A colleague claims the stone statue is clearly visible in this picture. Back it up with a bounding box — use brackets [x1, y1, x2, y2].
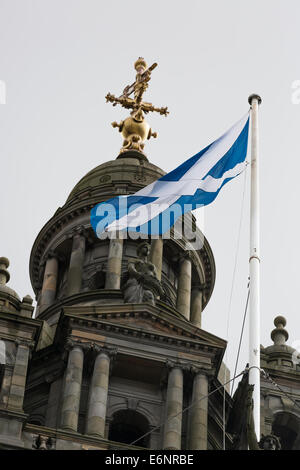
[258, 434, 281, 450]
[123, 242, 164, 306]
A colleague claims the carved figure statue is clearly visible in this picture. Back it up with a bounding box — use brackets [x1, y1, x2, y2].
[123, 242, 164, 305]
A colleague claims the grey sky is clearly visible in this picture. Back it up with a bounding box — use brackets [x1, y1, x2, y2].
[1, 0, 300, 384]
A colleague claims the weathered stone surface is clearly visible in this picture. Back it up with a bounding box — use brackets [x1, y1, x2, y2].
[176, 257, 192, 320]
[163, 367, 183, 450]
[191, 288, 202, 328]
[67, 233, 86, 296]
[105, 238, 123, 290]
[150, 239, 163, 281]
[86, 352, 110, 437]
[60, 346, 84, 431]
[189, 372, 208, 450]
[39, 257, 58, 313]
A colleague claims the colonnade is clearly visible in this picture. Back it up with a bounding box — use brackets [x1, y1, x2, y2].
[59, 343, 210, 449]
[60, 340, 116, 438]
[38, 235, 204, 326]
[163, 362, 209, 450]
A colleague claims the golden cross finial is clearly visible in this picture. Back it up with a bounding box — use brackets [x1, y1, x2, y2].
[106, 58, 169, 155]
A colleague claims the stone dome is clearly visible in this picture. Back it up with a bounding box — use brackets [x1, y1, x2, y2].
[65, 150, 165, 208]
[30, 150, 216, 326]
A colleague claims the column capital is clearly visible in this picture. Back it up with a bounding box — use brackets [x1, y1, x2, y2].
[64, 338, 88, 352]
[98, 346, 118, 358]
[190, 365, 215, 378]
[67, 225, 91, 240]
[165, 359, 190, 373]
[178, 252, 192, 264]
[15, 338, 35, 350]
[41, 250, 64, 267]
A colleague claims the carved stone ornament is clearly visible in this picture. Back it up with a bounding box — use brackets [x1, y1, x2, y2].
[106, 58, 168, 155]
[123, 242, 164, 306]
[33, 435, 54, 450]
[258, 434, 281, 450]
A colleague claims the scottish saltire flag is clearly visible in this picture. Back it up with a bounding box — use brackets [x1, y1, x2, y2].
[91, 112, 249, 237]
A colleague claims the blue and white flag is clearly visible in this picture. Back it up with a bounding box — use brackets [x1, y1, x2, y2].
[91, 112, 249, 237]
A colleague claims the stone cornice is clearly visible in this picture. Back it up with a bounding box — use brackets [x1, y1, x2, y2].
[23, 423, 144, 450]
[61, 311, 224, 372]
[261, 368, 300, 387]
[61, 303, 226, 349]
[0, 312, 43, 346]
[0, 408, 28, 421]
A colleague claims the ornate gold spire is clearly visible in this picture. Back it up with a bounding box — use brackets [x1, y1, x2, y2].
[105, 57, 169, 155]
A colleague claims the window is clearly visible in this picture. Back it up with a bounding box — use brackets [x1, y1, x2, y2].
[272, 412, 300, 450]
[108, 410, 150, 448]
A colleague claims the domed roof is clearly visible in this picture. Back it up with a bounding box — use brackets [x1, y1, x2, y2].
[66, 150, 165, 206]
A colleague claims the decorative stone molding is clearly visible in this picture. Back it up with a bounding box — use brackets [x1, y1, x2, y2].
[67, 225, 93, 243]
[189, 365, 214, 377]
[165, 359, 190, 373]
[126, 398, 140, 411]
[61, 311, 223, 368]
[40, 251, 57, 267]
[33, 434, 54, 450]
[14, 338, 35, 350]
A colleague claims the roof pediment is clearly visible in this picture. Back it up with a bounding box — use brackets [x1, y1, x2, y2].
[61, 303, 226, 352]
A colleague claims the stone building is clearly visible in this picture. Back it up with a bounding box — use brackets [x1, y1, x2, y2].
[0, 148, 228, 450]
[0, 59, 299, 450]
[0, 146, 299, 450]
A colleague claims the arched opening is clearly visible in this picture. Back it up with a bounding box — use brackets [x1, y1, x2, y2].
[272, 412, 300, 449]
[108, 410, 150, 448]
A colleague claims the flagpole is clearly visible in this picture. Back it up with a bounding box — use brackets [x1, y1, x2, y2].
[248, 93, 262, 440]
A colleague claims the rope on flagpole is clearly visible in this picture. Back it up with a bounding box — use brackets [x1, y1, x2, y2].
[222, 163, 249, 449]
[230, 281, 250, 395]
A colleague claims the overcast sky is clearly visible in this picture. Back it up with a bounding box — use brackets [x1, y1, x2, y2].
[1, 0, 300, 387]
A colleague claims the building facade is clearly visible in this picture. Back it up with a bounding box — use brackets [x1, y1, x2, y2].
[0, 147, 299, 450]
[1, 55, 300, 448]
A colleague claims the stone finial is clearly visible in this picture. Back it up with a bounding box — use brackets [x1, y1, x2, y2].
[271, 316, 289, 345]
[0, 257, 10, 285]
[22, 295, 33, 305]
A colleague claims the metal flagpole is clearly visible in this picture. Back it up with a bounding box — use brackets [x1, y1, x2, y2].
[248, 94, 262, 440]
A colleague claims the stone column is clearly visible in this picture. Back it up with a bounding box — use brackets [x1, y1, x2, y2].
[150, 238, 163, 281]
[60, 341, 84, 432]
[191, 287, 203, 328]
[189, 369, 209, 450]
[163, 364, 184, 450]
[85, 348, 115, 437]
[39, 253, 58, 313]
[176, 255, 192, 320]
[7, 340, 33, 410]
[67, 231, 86, 296]
[105, 237, 123, 289]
